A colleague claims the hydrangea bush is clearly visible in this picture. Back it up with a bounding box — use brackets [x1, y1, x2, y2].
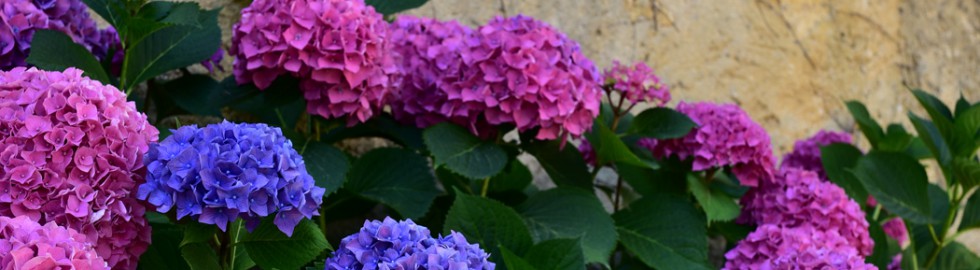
[6, 0, 980, 269]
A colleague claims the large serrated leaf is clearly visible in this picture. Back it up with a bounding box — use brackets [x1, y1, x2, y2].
[444, 192, 534, 262]
[586, 120, 646, 167]
[365, 0, 428, 16]
[241, 218, 331, 270]
[846, 101, 886, 145]
[302, 141, 349, 195]
[614, 195, 712, 270]
[26, 30, 111, 85]
[138, 223, 191, 270]
[346, 148, 439, 218]
[121, 8, 220, 91]
[524, 140, 593, 190]
[910, 112, 953, 165]
[953, 158, 980, 190]
[931, 242, 980, 270]
[687, 174, 740, 222]
[180, 243, 220, 270]
[82, 0, 129, 29]
[423, 123, 507, 179]
[525, 239, 585, 270]
[819, 143, 869, 202]
[850, 152, 934, 224]
[517, 188, 617, 264]
[959, 190, 980, 232]
[911, 89, 955, 140]
[628, 107, 697, 139]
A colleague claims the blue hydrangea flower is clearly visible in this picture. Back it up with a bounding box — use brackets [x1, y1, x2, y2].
[137, 121, 325, 236]
[325, 217, 494, 270]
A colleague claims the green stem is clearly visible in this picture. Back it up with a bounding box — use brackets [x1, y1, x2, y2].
[924, 185, 964, 268]
[274, 108, 287, 128]
[480, 177, 491, 197]
[613, 176, 623, 212]
[589, 165, 601, 182]
[871, 204, 883, 221]
[906, 220, 921, 270]
[227, 220, 242, 270]
[318, 213, 327, 236]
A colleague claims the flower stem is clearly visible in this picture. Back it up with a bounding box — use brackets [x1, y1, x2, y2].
[480, 177, 491, 197]
[227, 220, 242, 270]
[871, 204, 882, 220]
[613, 176, 623, 212]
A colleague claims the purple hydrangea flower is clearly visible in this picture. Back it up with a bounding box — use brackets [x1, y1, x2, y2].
[230, 0, 395, 124]
[325, 217, 494, 270]
[723, 224, 877, 270]
[740, 168, 873, 256]
[578, 140, 596, 166]
[638, 102, 775, 187]
[138, 121, 325, 236]
[603, 61, 670, 106]
[450, 15, 602, 141]
[201, 48, 225, 73]
[781, 130, 852, 180]
[888, 254, 902, 270]
[0, 0, 113, 69]
[882, 218, 907, 245]
[0, 216, 109, 270]
[0, 67, 157, 270]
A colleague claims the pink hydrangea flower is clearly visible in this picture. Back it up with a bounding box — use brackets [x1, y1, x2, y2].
[450, 15, 602, 140]
[603, 61, 670, 106]
[638, 102, 775, 186]
[0, 67, 158, 269]
[888, 254, 902, 270]
[740, 168, 873, 256]
[0, 216, 109, 270]
[0, 0, 114, 69]
[781, 130, 852, 180]
[723, 224, 878, 270]
[882, 218, 907, 245]
[388, 15, 479, 129]
[230, 0, 394, 124]
[578, 140, 596, 166]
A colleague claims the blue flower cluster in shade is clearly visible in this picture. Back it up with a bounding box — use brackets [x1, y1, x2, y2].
[326, 218, 494, 270]
[137, 121, 324, 236]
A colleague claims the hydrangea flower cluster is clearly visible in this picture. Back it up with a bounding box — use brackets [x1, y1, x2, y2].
[138, 121, 325, 236]
[0, 216, 109, 270]
[723, 224, 877, 270]
[740, 168, 873, 256]
[638, 102, 775, 186]
[325, 217, 494, 270]
[231, 0, 394, 124]
[388, 15, 477, 129]
[603, 61, 670, 106]
[0, 0, 116, 69]
[882, 218, 907, 245]
[451, 15, 602, 140]
[781, 130, 852, 180]
[0, 67, 156, 269]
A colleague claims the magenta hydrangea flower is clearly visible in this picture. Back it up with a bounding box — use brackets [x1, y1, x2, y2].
[603, 61, 670, 106]
[882, 218, 907, 245]
[0, 0, 112, 69]
[448, 15, 602, 140]
[578, 140, 597, 166]
[723, 224, 877, 270]
[888, 254, 902, 270]
[388, 15, 478, 129]
[740, 168, 873, 256]
[638, 102, 775, 186]
[781, 130, 852, 180]
[230, 0, 394, 124]
[138, 121, 325, 236]
[0, 67, 157, 269]
[0, 216, 109, 270]
[325, 217, 494, 270]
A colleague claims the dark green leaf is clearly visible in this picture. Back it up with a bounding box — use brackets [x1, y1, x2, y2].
[687, 174, 740, 222]
[912, 89, 955, 122]
[959, 189, 980, 232]
[302, 141, 349, 195]
[241, 218, 331, 270]
[629, 107, 697, 139]
[500, 246, 536, 270]
[617, 161, 686, 197]
[444, 192, 534, 261]
[614, 195, 712, 270]
[952, 104, 980, 157]
[136, 2, 201, 26]
[489, 158, 533, 192]
[138, 223, 191, 270]
[158, 74, 224, 117]
[180, 223, 216, 247]
[819, 143, 869, 201]
[866, 216, 899, 269]
[586, 120, 645, 167]
[82, 0, 129, 29]
[180, 243, 220, 270]
[364, 0, 428, 16]
[931, 242, 980, 270]
[846, 101, 885, 145]
[879, 124, 916, 152]
[953, 158, 980, 190]
[927, 184, 950, 228]
[525, 239, 585, 270]
[524, 140, 592, 190]
[850, 152, 933, 224]
[517, 188, 617, 264]
[910, 113, 953, 166]
[346, 148, 439, 218]
[26, 30, 111, 85]
[122, 8, 220, 90]
[424, 123, 507, 179]
[955, 94, 972, 118]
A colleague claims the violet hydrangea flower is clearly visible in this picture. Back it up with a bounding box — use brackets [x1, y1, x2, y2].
[450, 15, 602, 140]
[603, 61, 670, 106]
[740, 168, 873, 256]
[882, 218, 907, 245]
[138, 121, 325, 236]
[0, 216, 109, 270]
[0, 67, 157, 270]
[723, 224, 877, 270]
[0, 0, 112, 69]
[230, 0, 394, 124]
[324, 217, 494, 270]
[638, 102, 775, 186]
[781, 130, 852, 180]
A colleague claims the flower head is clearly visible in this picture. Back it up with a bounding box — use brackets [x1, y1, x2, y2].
[882, 218, 907, 245]
[781, 130, 852, 180]
[201, 48, 225, 73]
[578, 140, 596, 166]
[604, 61, 670, 106]
[230, 0, 394, 124]
[740, 168, 873, 256]
[139, 121, 325, 236]
[723, 224, 877, 270]
[325, 217, 494, 270]
[638, 102, 775, 186]
[450, 15, 602, 140]
[0, 0, 113, 69]
[0, 67, 156, 269]
[0, 216, 109, 270]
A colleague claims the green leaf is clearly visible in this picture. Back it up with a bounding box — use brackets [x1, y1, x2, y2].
[955, 94, 972, 118]
[911, 89, 955, 123]
[850, 152, 933, 224]
[180, 243, 220, 270]
[136, 2, 201, 26]
[819, 143, 869, 201]
[138, 223, 191, 270]
[26, 30, 111, 85]
[930, 242, 980, 270]
[122, 8, 221, 91]
[444, 192, 534, 261]
[951, 104, 980, 157]
[157, 74, 224, 117]
[500, 246, 537, 270]
[866, 218, 892, 269]
[525, 238, 585, 270]
[953, 158, 980, 190]
[180, 223, 216, 247]
[879, 124, 917, 152]
[516, 188, 617, 264]
[629, 107, 697, 139]
[524, 140, 592, 190]
[687, 174, 740, 222]
[241, 218, 331, 270]
[910, 112, 953, 165]
[488, 158, 532, 192]
[613, 195, 712, 270]
[959, 189, 980, 232]
[927, 184, 950, 228]
[346, 148, 439, 218]
[586, 120, 645, 167]
[82, 0, 129, 29]
[846, 101, 886, 145]
[424, 123, 507, 179]
[364, 0, 428, 16]
[302, 141, 349, 195]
